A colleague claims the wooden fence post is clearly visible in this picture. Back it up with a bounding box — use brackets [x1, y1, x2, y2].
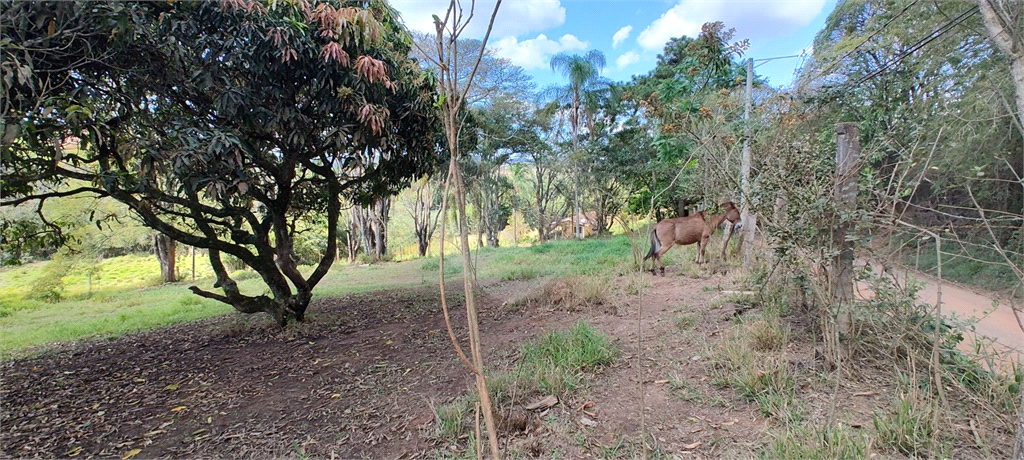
[833, 123, 860, 332]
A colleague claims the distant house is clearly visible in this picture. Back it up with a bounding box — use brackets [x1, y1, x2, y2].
[551, 211, 598, 239]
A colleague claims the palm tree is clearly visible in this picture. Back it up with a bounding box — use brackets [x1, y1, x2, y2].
[550, 50, 607, 238]
[549, 50, 607, 149]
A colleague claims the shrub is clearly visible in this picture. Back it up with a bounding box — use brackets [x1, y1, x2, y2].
[27, 254, 75, 303]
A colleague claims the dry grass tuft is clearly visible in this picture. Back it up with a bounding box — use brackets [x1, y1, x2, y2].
[523, 275, 611, 312]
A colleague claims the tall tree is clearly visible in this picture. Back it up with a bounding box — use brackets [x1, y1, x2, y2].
[1, 0, 441, 325]
[403, 175, 444, 257]
[581, 83, 653, 233]
[550, 50, 607, 238]
[466, 97, 524, 247]
[510, 101, 567, 243]
[626, 22, 749, 217]
[549, 50, 608, 149]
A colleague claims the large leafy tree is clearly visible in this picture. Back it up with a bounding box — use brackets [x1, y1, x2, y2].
[626, 22, 750, 217]
[1, 0, 440, 325]
[466, 97, 522, 247]
[581, 83, 655, 233]
[510, 101, 567, 243]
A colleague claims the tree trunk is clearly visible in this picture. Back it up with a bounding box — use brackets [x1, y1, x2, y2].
[411, 179, 435, 258]
[486, 226, 499, 247]
[371, 196, 390, 259]
[417, 235, 429, 257]
[153, 233, 176, 283]
[351, 198, 390, 260]
[978, 0, 1024, 124]
[346, 225, 358, 262]
[351, 206, 372, 257]
[536, 194, 547, 243]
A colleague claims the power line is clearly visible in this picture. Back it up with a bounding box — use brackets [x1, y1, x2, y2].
[855, 5, 978, 85]
[814, 0, 922, 79]
[749, 2, 923, 85]
[753, 54, 802, 69]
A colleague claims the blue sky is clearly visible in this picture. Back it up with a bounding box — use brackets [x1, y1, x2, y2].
[391, 0, 838, 90]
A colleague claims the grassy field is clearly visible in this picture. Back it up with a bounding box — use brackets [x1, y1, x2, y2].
[0, 235, 657, 358]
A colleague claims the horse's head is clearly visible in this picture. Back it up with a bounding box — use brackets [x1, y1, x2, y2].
[720, 201, 741, 224]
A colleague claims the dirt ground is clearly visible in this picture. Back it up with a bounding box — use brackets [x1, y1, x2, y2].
[1, 264, 1015, 459]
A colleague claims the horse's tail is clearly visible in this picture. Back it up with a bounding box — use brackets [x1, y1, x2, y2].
[643, 228, 661, 261]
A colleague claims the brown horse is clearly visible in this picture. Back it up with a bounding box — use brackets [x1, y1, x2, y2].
[643, 201, 741, 276]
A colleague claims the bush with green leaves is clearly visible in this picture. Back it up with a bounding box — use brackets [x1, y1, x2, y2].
[26, 253, 76, 303]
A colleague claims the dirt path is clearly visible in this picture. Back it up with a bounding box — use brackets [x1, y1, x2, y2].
[910, 275, 1023, 358]
[856, 262, 1023, 366]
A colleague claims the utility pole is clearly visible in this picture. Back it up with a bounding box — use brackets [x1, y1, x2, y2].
[741, 57, 755, 264]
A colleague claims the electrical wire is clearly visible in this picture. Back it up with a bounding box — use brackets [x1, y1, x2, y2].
[855, 5, 979, 85]
[813, 0, 922, 79]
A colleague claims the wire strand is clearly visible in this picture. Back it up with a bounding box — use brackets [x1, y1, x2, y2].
[855, 6, 979, 85]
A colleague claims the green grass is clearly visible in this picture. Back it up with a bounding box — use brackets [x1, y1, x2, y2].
[430, 396, 474, 444]
[485, 236, 633, 279]
[1, 236, 635, 358]
[762, 424, 870, 459]
[430, 323, 616, 454]
[517, 321, 619, 395]
[1, 252, 242, 356]
[707, 315, 802, 424]
[873, 393, 936, 457]
[0, 252, 440, 356]
[674, 312, 698, 330]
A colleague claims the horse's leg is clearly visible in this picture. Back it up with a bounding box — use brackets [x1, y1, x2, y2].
[697, 235, 710, 264]
[720, 224, 734, 260]
[655, 243, 673, 276]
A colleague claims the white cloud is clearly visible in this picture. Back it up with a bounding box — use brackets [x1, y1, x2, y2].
[612, 25, 633, 49]
[637, 8, 701, 52]
[492, 34, 589, 70]
[615, 50, 640, 69]
[390, 0, 565, 39]
[637, 0, 827, 52]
